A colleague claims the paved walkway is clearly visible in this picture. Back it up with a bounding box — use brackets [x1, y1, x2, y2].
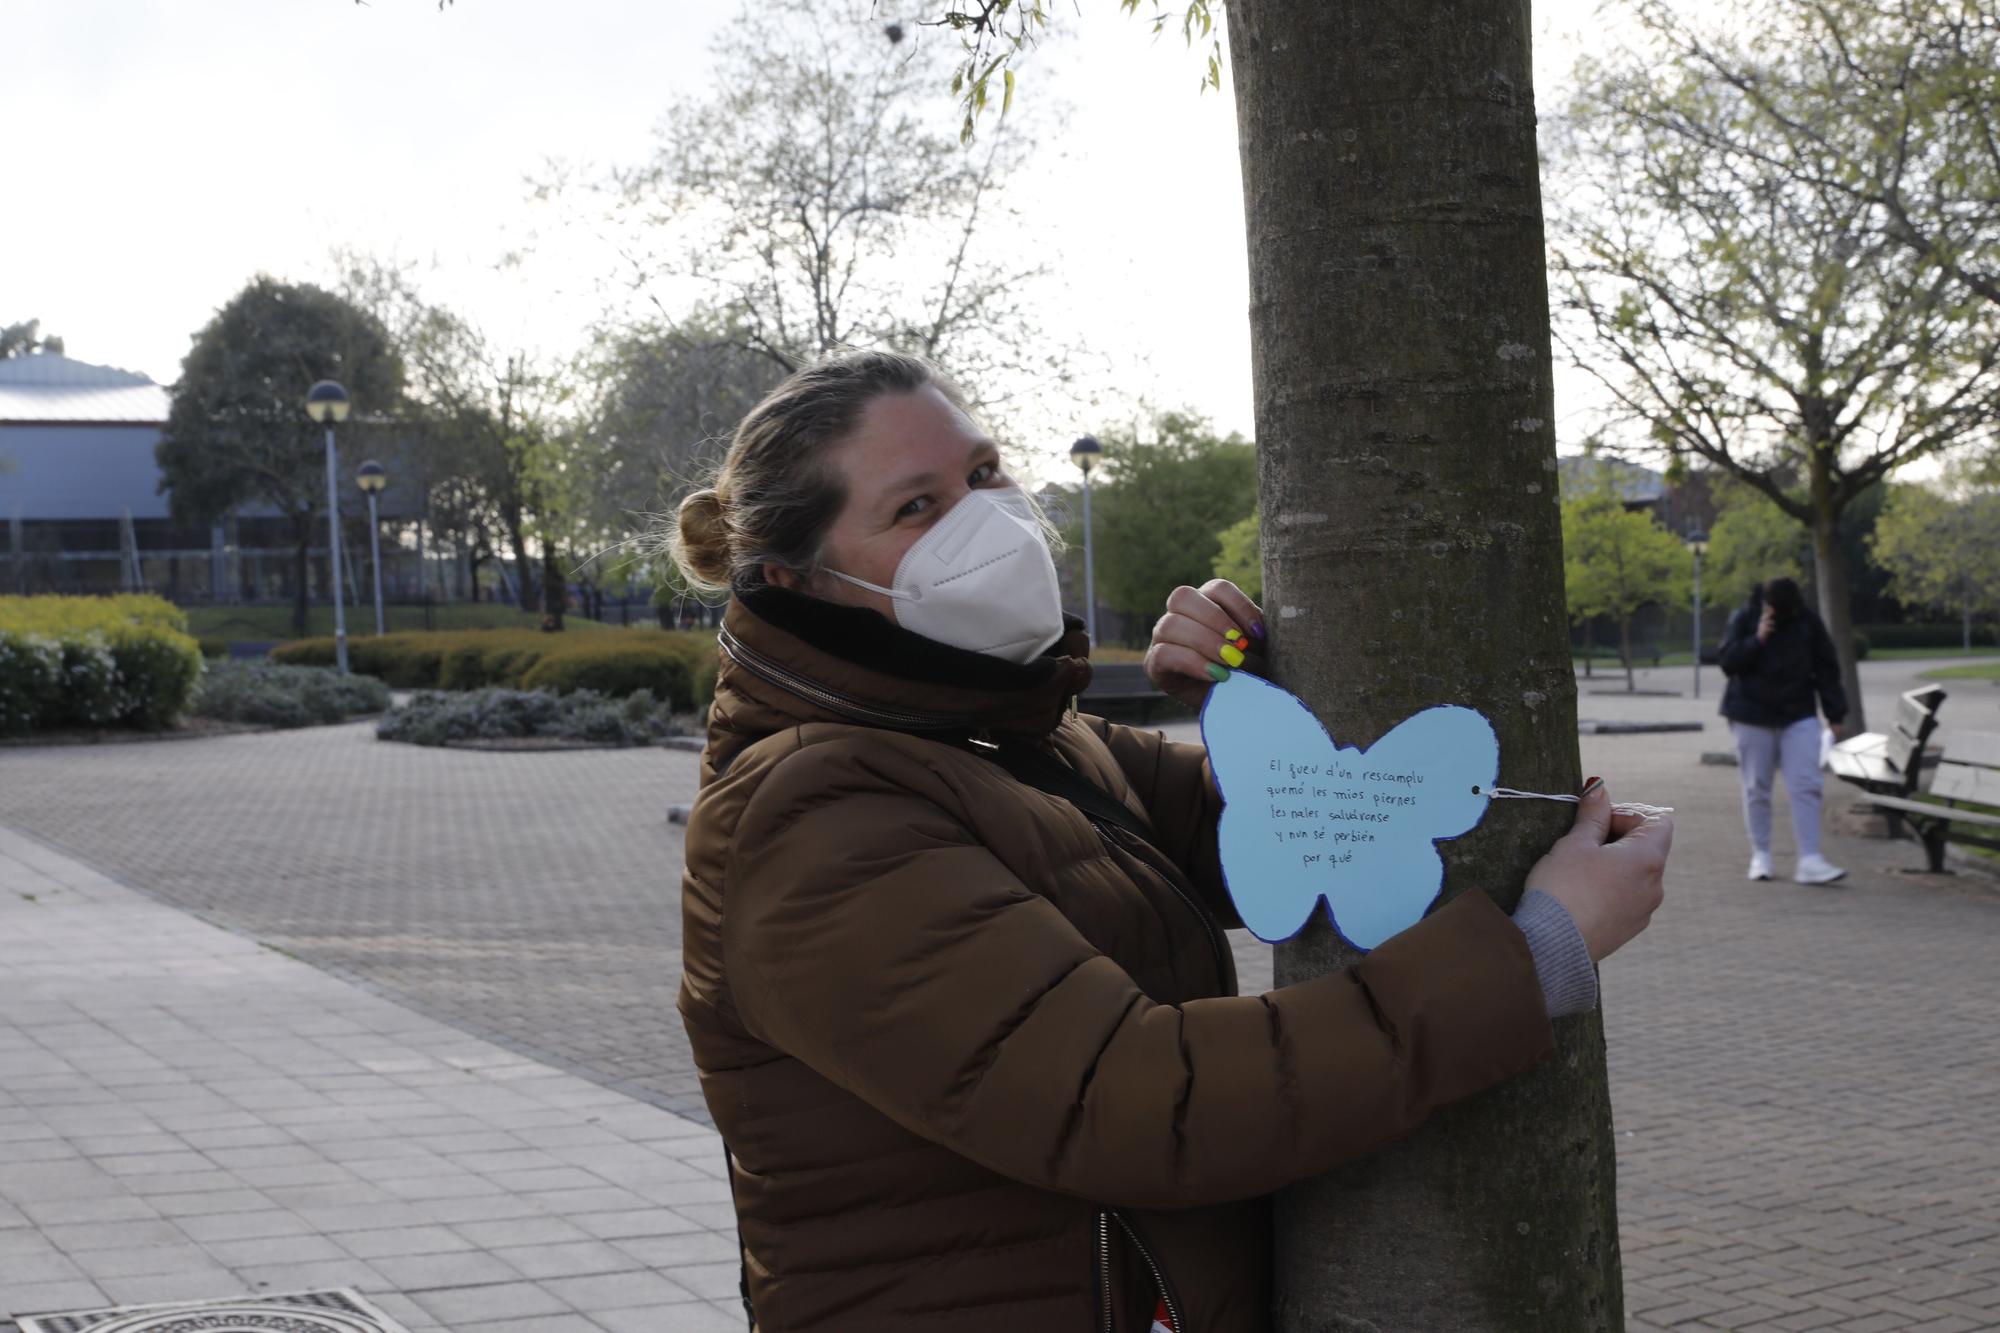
[0, 827, 742, 1332]
[2, 655, 1997, 1329]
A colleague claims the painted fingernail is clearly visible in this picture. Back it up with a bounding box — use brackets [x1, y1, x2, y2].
[1206, 662, 1230, 682]
[1250, 621, 1265, 639]
[1225, 627, 1241, 640]
[1581, 775, 1605, 795]
[1219, 642, 1246, 668]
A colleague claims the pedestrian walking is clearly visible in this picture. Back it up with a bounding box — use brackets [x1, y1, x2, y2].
[663, 349, 1672, 1331]
[1717, 577, 1849, 884]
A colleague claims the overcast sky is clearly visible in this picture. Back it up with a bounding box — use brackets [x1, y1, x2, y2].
[5, 0, 1613, 469]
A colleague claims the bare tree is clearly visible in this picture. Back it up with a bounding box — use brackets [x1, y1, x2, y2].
[599, 0, 1064, 432]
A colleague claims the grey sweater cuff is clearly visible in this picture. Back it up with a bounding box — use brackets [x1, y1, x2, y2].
[1512, 890, 1599, 1018]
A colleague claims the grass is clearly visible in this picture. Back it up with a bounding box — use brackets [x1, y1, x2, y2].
[1922, 661, 2000, 682]
[183, 603, 623, 645]
[1575, 645, 2000, 671]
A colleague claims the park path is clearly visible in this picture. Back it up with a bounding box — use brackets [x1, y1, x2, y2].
[2, 655, 1997, 1329]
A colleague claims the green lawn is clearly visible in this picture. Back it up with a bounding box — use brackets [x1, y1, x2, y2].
[184, 603, 625, 645]
[1922, 660, 2000, 682]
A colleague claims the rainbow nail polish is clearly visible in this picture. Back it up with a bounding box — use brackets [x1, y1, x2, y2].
[1206, 662, 1230, 682]
[1220, 642, 1246, 669]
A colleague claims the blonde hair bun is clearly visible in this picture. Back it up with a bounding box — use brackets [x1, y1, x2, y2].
[671, 487, 734, 595]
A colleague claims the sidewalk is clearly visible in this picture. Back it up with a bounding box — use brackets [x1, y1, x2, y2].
[0, 826, 742, 1333]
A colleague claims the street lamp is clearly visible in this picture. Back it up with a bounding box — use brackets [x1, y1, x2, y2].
[1069, 435, 1103, 645]
[304, 380, 351, 674]
[1686, 525, 1710, 699]
[356, 459, 387, 637]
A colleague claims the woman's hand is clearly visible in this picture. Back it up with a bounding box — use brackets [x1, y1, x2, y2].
[1757, 605, 1777, 641]
[1144, 580, 1267, 708]
[1523, 781, 1671, 963]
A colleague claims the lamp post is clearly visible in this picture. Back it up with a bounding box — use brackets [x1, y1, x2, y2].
[305, 380, 351, 674]
[1686, 525, 1709, 699]
[356, 460, 388, 637]
[1069, 435, 1103, 645]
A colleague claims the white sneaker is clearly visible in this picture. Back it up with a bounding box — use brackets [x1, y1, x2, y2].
[1794, 854, 1847, 885]
[1748, 851, 1773, 881]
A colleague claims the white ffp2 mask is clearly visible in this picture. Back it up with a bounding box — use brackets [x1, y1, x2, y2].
[827, 488, 1067, 664]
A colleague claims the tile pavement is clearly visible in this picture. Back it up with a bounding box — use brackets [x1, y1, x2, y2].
[0, 826, 746, 1332]
[2, 656, 1998, 1329]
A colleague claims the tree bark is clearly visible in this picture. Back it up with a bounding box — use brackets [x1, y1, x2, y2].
[540, 538, 566, 631]
[1619, 616, 1635, 693]
[1228, 2, 1623, 1328]
[1807, 453, 1866, 731]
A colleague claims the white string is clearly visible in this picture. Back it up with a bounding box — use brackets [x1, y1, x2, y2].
[1480, 786, 1674, 818]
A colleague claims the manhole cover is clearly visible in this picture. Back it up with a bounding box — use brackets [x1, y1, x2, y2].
[14, 1289, 409, 1333]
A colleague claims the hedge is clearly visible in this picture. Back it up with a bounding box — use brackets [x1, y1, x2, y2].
[1855, 622, 1997, 651]
[273, 628, 720, 711]
[0, 594, 205, 735]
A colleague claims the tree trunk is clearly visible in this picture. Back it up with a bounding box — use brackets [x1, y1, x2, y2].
[1620, 616, 1635, 693]
[1963, 594, 1972, 653]
[541, 538, 565, 631]
[502, 504, 536, 613]
[1229, 2, 1623, 1328]
[1807, 474, 1866, 731]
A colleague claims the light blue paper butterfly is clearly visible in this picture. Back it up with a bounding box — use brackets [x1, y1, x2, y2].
[1199, 670, 1498, 949]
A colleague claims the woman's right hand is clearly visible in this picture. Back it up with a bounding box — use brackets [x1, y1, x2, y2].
[1524, 781, 1671, 962]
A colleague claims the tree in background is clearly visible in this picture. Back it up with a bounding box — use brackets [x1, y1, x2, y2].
[1211, 509, 1261, 602]
[1548, 3, 2000, 730]
[1562, 490, 1692, 691]
[341, 258, 572, 615]
[157, 278, 403, 636]
[1084, 412, 1254, 639]
[0, 320, 63, 358]
[1618, 0, 2000, 323]
[1871, 473, 2000, 651]
[1703, 486, 1812, 611]
[597, 0, 1065, 439]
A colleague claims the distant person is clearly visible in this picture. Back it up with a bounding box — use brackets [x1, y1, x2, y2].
[1718, 577, 1849, 884]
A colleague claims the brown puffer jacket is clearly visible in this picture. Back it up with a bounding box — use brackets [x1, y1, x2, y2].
[680, 588, 1556, 1332]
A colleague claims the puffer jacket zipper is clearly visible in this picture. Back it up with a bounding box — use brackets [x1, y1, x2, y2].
[1096, 1208, 1187, 1332]
[718, 627, 973, 731]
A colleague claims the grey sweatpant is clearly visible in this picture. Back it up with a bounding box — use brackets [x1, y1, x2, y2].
[1731, 716, 1824, 858]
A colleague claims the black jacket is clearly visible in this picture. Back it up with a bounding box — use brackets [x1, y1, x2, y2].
[1717, 598, 1848, 728]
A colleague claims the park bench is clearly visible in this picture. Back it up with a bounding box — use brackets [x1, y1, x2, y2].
[1826, 684, 1947, 829]
[1854, 729, 2000, 873]
[1079, 660, 1172, 722]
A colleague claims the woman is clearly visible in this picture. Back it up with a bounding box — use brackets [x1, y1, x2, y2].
[670, 350, 1669, 1332]
[1717, 577, 1849, 885]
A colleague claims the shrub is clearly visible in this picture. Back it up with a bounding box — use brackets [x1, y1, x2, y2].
[520, 644, 694, 709]
[0, 596, 204, 733]
[376, 686, 681, 748]
[1852, 630, 1871, 662]
[0, 632, 63, 736]
[198, 637, 229, 659]
[277, 628, 717, 706]
[193, 661, 391, 729]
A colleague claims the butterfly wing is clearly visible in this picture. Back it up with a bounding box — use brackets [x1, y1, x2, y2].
[1324, 706, 1498, 949]
[1199, 671, 1341, 943]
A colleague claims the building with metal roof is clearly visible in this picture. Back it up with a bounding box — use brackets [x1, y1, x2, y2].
[1, 353, 421, 604]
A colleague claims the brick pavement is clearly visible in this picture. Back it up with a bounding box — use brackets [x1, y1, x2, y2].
[0, 826, 744, 1333]
[2, 658, 1998, 1329]
[0, 726, 709, 1121]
